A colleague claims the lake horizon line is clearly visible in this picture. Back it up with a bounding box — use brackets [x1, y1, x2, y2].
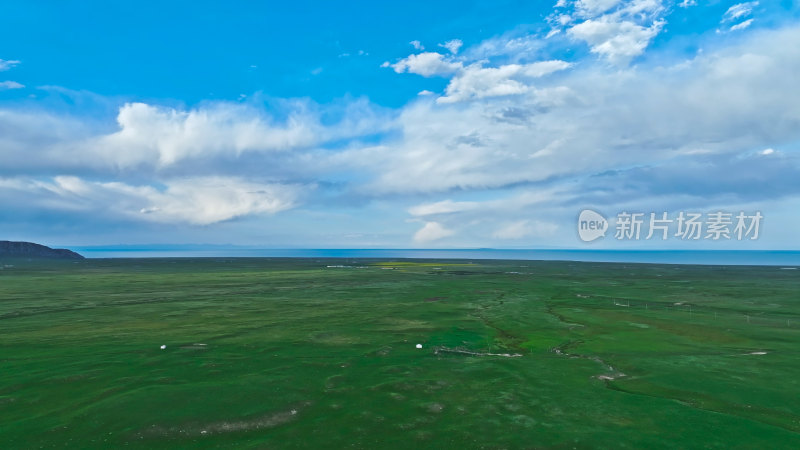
[68, 247, 800, 266]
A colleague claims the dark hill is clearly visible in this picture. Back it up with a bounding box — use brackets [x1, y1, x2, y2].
[0, 241, 84, 260]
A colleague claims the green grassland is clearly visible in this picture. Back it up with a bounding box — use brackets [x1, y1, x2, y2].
[1, 258, 799, 448]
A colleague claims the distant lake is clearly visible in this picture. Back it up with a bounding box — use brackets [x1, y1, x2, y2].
[72, 247, 800, 266]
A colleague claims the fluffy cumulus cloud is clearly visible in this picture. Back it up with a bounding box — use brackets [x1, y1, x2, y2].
[386, 52, 463, 77]
[385, 40, 570, 103]
[568, 18, 664, 64]
[95, 102, 319, 168]
[413, 221, 455, 243]
[128, 177, 302, 225]
[438, 60, 571, 103]
[548, 0, 669, 64]
[439, 39, 463, 54]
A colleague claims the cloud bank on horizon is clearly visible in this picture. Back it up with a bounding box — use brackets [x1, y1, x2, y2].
[1, 0, 799, 249]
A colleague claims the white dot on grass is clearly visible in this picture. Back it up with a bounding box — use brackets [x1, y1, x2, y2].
[160, 345, 166, 350]
[416, 344, 422, 349]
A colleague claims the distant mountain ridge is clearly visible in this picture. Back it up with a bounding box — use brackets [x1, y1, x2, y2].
[0, 241, 84, 260]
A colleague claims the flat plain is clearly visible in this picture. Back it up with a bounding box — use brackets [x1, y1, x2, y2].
[1, 258, 798, 448]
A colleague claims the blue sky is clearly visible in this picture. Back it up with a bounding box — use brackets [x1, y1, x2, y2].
[1, 0, 799, 250]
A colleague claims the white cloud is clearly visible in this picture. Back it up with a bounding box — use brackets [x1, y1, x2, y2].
[465, 34, 543, 62]
[678, 0, 696, 7]
[521, 60, 573, 77]
[403, 190, 566, 244]
[557, 0, 667, 64]
[91, 102, 320, 167]
[0, 108, 98, 174]
[389, 52, 463, 77]
[439, 39, 463, 54]
[568, 17, 664, 64]
[439, 65, 529, 103]
[621, 0, 666, 16]
[1, 175, 302, 225]
[575, 0, 624, 16]
[730, 18, 754, 31]
[349, 25, 800, 194]
[0, 97, 392, 176]
[88, 99, 391, 170]
[413, 221, 454, 242]
[408, 199, 479, 216]
[4, 21, 800, 247]
[131, 177, 301, 225]
[410, 40, 425, 50]
[0, 59, 20, 71]
[410, 191, 560, 220]
[492, 220, 558, 239]
[0, 81, 24, 90]
[7, 25, 800, 200]
[438, 60, 571, 103]
[417, 90, 435, 96]
[723, 2, 759, 23]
